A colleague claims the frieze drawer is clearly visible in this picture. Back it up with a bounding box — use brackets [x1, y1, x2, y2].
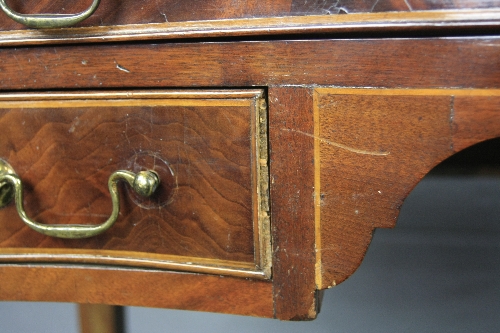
[0, 90, 271, 279]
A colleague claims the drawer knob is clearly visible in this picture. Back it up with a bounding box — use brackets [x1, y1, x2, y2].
[0, 0, 100, 29]
[0, 159, 160, 239]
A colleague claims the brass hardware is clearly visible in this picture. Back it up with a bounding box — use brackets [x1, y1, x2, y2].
[0, 159, 15, 209]
[0, 159, 160, 239]
[0, 0, 101, 29]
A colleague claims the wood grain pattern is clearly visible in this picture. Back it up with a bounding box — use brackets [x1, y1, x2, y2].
[0, 91, 270, 278]
[269, 87, 318, 320]
[1, 38, 499, 91]
[453, 96, 500, 151]
[0, 0, 498, 31]
[0, 6, 499, 320]
[315, 89, 500, 289]
[0, 265, 274, 317]
[1, 10, 500, 46]
[290, 0, 500, 14]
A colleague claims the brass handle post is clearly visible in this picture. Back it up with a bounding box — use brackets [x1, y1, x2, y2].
[0, 0, 101, 29]
[0, 159, 159, 239]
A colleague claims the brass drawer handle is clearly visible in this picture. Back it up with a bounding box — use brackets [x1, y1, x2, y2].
[0, 159, 160, 239]
[0, 0, 101, 29]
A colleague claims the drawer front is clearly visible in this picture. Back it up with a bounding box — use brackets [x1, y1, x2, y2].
[0, 90, 271, 279]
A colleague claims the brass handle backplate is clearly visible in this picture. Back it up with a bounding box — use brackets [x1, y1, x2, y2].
[0, 158, 160, 239]
[0, 0, 101, 29]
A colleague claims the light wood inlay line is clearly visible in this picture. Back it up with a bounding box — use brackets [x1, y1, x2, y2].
[314, 88, 500, 96]
[0, 99, 252, 109]
[313, 90, 322, 288]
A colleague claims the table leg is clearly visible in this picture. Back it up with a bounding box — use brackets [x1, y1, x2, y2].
[79, 304, 125, 333]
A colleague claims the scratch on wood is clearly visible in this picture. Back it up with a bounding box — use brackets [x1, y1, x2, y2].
[68, 117, 80, 133]
[13, 54, 23, 71]
[282, 128, 390, 156]
[114, 60, 131, 73]
[370, 0, 381, 12]
[55, 212, 109, 218]
[449, 95, 455, 152]
[403, 0, 413, 11]
[156, 0, 168, 22]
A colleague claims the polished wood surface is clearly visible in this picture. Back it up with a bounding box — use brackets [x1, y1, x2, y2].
[1, 10, 500, 46]
[0, 1, 499, 322]
[0, 265, 274, 317]
[269, 87, 318, 320]
[0, 38, 499, 90]
[453, 96, 500, 151]
[0, 91, 270, 279]
[0, 0, 498, 31]
[314, 89, 500, 289]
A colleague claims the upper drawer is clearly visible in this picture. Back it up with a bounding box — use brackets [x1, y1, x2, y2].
[0, 90, 271, 279]
[0, 0, 499, 31]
